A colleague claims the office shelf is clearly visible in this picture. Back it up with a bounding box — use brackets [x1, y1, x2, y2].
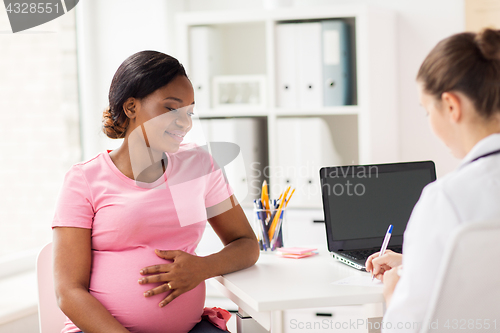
[274, 106, 360, 117]
[176, 4, 398, 208]
[196, 109, 270, 119]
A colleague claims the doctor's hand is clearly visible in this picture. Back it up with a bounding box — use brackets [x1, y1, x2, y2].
[381, 265, 402, 307]
[138, 249, 209, 307]
[365, 250, 402, 280]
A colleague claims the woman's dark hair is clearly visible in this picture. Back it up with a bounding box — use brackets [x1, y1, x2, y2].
[417, 28, 500, 119]
[103, 51, 187, 139]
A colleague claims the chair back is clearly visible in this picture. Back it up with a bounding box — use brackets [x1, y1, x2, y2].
[36, 242, 66, 333]
[420, 220, 500, 333]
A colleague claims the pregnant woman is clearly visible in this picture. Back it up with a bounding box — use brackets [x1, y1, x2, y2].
[52, 51, 260, 333]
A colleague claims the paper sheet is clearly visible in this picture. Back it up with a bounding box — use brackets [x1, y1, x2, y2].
[332, 275, 383, 287]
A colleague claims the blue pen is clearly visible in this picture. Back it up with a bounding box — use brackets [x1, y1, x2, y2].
[254, 200, 266, 251]
[253, 200, 264, 250]
[257, 200, 271, 250]
[271, 211, 285, 250]
[268, 199, 279, 223]
[372, 225, 393, 281]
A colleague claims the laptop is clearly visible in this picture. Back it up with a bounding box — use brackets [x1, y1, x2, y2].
[320, 161, 436, 271]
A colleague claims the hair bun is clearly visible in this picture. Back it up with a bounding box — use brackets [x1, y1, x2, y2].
[475, 28, 500, 61]
[102, 106, 127, 139]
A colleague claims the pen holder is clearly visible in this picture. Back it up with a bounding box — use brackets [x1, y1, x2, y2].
[252, 207, 286, 252]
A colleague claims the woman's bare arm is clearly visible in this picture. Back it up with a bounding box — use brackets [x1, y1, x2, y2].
[203, 195, 260, 276]
[53, 227, 130, 333]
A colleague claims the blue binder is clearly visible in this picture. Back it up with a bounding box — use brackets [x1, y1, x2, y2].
[321, 20, 351, 106]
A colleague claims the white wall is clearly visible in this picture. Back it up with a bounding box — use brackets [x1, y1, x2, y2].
[185, 0, 465, 177]
[0, 8, 80, 257]
[76, 0, 183, 159]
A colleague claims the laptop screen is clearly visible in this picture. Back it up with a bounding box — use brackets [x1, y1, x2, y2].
[320, 161, 436, 252]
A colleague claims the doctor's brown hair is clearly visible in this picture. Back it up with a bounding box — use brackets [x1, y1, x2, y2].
[102, 51, 187, 139]
[417, 28, 500, 118]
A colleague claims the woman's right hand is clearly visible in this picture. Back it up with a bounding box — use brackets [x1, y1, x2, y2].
[365, 250, 402, 280]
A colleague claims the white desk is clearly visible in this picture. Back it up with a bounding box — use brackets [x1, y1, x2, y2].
[211, 250, 385, 333]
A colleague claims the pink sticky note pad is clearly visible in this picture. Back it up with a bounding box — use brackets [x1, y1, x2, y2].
[277, 247, 318, 255]
[277, 252, 318, 259]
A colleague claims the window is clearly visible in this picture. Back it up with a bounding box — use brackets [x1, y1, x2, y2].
[0, 11, 80, 260]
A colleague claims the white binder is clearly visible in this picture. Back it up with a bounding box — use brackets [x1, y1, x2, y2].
[297, 22, 323, 109]
[276, 118, 302, 202]
[298, 117, 341, 207]
[189, 26, 218, 111]
[275, 23, 299, 108]
[207, 118, 265, 207]
[276, 117, 341, 208]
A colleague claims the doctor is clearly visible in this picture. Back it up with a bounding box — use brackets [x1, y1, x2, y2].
[365, 28, 500, 332]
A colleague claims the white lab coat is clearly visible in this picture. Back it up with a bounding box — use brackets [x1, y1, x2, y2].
[382, 133, 500, 333]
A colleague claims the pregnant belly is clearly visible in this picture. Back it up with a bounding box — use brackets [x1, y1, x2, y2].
[89, 249, 205, 333]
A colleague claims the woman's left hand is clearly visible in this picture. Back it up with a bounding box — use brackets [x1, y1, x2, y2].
[138, 249, 208, 307]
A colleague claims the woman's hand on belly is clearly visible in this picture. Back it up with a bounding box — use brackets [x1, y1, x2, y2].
[138, 249, 209, 307]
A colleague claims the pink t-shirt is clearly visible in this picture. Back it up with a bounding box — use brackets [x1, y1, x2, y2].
[52, 143, 233, 333]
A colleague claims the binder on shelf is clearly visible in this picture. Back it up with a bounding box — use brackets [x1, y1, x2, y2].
[189, 26, 219, 111]
[297, 117, 341, 207]
[207, 118, 266, 207]
[275, 20, 353, 109]
[275, 23, 299, 108]
[297, 22, 323, 109]
[276, 117, 341, 208]
[276, 118, 301, 203]
[322, 20, 351, 106]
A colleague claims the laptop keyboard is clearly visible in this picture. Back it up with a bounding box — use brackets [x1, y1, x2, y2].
[341, 246, 403, 261]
